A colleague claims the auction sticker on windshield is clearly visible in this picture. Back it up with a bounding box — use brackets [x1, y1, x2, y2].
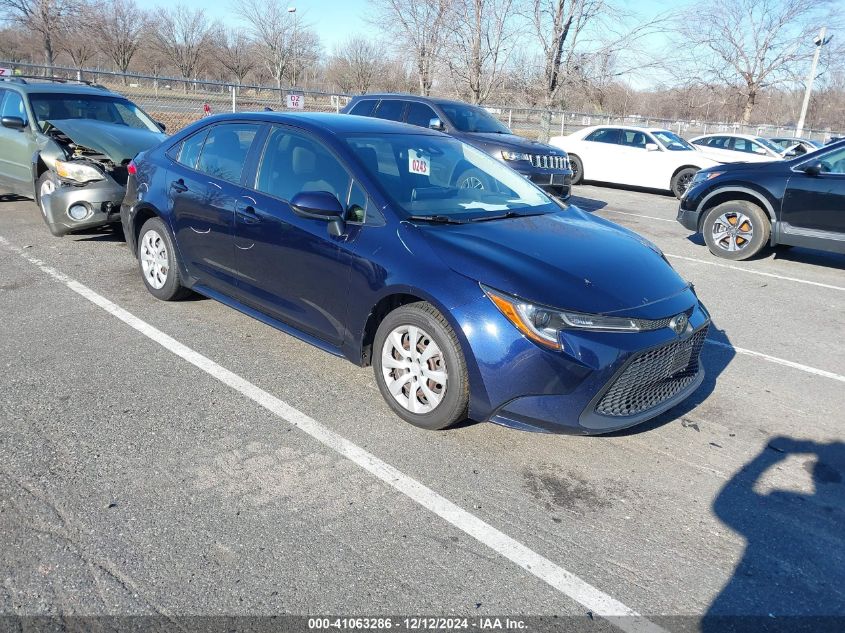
[409, 149, 430, 176]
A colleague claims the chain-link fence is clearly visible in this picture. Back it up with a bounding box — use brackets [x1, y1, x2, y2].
[2, 61, 842, 143]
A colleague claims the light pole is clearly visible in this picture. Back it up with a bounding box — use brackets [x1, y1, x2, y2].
[288, 6, 297, 89]
[795, 27, 832, 138]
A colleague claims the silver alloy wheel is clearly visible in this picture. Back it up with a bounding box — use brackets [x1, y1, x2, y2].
[381, 324, 448, 414]
[140, 229, 169, 290]
[712, 211, 753, 252]
[39, 178, 55, 217]
[460, 176, 485, 190]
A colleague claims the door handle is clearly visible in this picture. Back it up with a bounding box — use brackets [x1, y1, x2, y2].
[170, 179, 188, 193]
[237, 203, 260, 224]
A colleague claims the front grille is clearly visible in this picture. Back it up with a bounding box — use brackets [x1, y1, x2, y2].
[529, 154, 569, 171]
[595, 326, 708, 417]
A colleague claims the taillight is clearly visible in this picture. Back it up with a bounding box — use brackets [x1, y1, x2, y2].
[127, 161, 137, 175]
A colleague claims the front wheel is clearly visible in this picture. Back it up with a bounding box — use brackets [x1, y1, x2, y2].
[671, 167, 697, 199]
[373, 302, 469, 430]
[569, 155, 584, 185]
[137, 216, 191, 300]
[455, 168, 492, 191]
[702, 201, 770, 261]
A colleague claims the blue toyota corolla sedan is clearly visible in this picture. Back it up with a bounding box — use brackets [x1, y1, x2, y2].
[121, 112, 710, 434]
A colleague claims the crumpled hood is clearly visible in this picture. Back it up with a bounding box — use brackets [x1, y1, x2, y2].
[47, 119, 166, 163]
[415, 208, 690, 316]
[461, 132, 566, 155]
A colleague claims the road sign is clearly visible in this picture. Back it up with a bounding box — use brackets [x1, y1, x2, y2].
[286, 94, 304, 109]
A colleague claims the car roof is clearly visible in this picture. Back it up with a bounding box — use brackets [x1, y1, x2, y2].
[202, 111, 445, 136]
[577, 124, 673, 134]
[691, 133, 762, 140]
[1, 81, 121, 97]
[348, 93, 482, 109]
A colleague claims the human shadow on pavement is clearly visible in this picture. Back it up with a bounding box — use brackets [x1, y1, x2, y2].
[702, 437, 845, 633]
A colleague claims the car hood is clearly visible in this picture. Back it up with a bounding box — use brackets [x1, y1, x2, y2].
[461, 132, 565, 155]
[415, 208, 690, 316]
[46, 119, 167, 163]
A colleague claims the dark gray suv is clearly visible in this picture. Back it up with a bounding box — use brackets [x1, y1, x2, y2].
[342, 94, 572, 200]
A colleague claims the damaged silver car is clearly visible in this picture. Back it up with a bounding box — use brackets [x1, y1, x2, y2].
[0, 78, 166, 236]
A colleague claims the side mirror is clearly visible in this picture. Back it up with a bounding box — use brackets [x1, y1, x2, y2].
[645, 143, 659, 152]
[1, 116, 26, 130]
[428, 117, 445, 131]
[802, 161, 822, 176]
[155, 120, 166, 132]
[290, 191, 346, 236]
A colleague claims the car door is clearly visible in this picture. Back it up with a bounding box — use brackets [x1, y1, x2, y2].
[780, 145, 845, 250]
[0, 89, 37, 195]
[233, 125, 359, 346]
[167, 122, 261, 294]
[579, 128, 622, 182]
[612, 130, 662, 188]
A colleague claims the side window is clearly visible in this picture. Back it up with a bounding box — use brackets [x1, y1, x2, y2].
[819, 147, 845, 174]
[255, 126, 351, 203]
[170, 129, 209, 169]
[349, 99, 377, 117]
[374, 100, 406, 122]
[584, 128, 621, 144]
[196, 123, 259, 183]
[347, 181, 385, 227]
[710, 137, 729, 149]
[1, 91, 26, 123]
[621, 130, 647, 148]
[405, 102, 438, 128]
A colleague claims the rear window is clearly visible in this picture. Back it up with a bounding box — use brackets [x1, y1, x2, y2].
[349, 99, 377, 117]
[374, 100, 406, 122]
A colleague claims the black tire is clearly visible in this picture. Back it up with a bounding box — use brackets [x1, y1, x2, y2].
[373, 302, 469, 430]
[569, 155, 584, 185]
[455, 167, 492, 191]
[702, 200, 770, 261]
[671, 167, 698, 199]
[136, 216, 191, 300]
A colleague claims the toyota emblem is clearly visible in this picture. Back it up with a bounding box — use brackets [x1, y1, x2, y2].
[669, 313, 689, 335]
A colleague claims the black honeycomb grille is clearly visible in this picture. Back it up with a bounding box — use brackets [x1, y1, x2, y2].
[595, 326, 708, 417]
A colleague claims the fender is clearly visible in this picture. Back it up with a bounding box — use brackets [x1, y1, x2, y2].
[695, 185, 778, 223]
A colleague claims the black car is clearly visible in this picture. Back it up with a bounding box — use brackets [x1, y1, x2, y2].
[677, 139, 845, 260]
[342, 94, 572, 199]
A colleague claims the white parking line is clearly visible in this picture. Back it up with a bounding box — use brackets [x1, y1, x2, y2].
[666, 254, 845, 292]
[0, 236, 666, 633]
[599, 209, 676, 223]
[705, 340, 845, 383]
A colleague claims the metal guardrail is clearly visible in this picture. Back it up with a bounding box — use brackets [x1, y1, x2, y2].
[2, 61, 841, 142]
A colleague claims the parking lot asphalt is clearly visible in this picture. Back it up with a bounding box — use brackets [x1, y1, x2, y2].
[1, 184, 843, 630]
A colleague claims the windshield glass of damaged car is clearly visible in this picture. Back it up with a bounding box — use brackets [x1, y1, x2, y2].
[29, 94, 161, 132]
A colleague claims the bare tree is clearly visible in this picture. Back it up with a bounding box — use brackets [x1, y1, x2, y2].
[442, 0, 518, 103]
[236, 0, 295, 99]
[59, 4, 97, 69]
[0, 0, 80, 69]
[369, 0, 450, 95]
[674, 0, 831, 124]
[90, 0, 147, 84]
[327, 36, 383, 93]
[151, 6, 215, 92]
[215, 28, 256, 86]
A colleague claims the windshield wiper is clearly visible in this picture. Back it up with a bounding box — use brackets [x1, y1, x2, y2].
[469, 211, 544, 222]
[405, 214, 464, 224]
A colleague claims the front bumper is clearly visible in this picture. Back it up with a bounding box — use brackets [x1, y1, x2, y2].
[452, 291, 710, 435]
[676, 204, 702, 231]
[513, 164, 572, 200]
[41, 177, 125, 237]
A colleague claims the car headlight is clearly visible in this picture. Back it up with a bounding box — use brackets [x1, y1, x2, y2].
[692, 170, 724, 184]
[55, 160, 105, 183]
[500, 150, 531, 162]
[482, 285, 648, 350]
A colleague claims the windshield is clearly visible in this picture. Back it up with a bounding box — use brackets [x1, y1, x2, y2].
[29, 93, 160, 133]
[652, 130, 694, 151]
[344, 133, 556, 220]
[754, 137, 783, 153]
[439, 103, 511, 134]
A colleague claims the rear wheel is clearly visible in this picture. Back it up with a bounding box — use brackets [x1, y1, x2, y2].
[137, 216, 191, 300]
[569, 155, 584, 185]
[671, 167, 697, 199]
[373, 302, 469, 430]
[702, 201, 770, 261]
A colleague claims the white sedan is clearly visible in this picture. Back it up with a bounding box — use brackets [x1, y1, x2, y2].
[549, 126, 719, 198]
[689, 133, 785, 164]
